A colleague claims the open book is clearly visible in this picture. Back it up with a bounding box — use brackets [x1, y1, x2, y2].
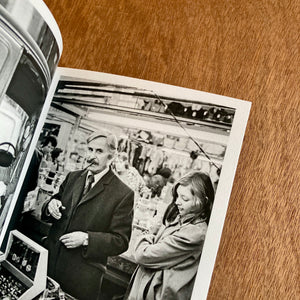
[0, 1, 251, 299]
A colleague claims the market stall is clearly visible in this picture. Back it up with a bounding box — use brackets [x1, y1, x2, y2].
[19, 78, 234, 296]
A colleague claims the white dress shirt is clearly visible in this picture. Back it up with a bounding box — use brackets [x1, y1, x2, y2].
[85, 167, 109, 189]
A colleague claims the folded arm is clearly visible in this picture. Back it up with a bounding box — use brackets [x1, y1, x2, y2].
[134, 223, 207, 269]
[82, 189, 134, 259]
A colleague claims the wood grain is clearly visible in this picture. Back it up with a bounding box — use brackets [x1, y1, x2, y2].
[44, 1, 300, 299]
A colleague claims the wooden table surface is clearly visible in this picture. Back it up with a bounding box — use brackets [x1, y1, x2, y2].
[44, 1, 299, 299]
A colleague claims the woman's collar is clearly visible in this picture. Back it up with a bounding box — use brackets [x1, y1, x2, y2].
[179, 213, 206, 225]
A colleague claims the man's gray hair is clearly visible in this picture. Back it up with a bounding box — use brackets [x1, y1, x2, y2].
[87, 129, 118, 154]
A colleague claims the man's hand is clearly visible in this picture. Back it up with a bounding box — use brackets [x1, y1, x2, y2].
[48, 199, 65, 219]
[59, 232, 88, 248]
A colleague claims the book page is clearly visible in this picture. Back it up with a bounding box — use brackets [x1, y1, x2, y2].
[9, 67, 250, 300]
[0, 0, 62, 244]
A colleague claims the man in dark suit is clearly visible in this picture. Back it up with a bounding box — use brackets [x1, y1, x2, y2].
[41, 130, 134, 300]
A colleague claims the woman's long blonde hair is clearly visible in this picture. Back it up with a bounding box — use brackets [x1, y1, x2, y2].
[163, 171, 215, 224]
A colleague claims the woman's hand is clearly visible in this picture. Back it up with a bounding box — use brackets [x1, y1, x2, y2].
[149, 222, 161, 235]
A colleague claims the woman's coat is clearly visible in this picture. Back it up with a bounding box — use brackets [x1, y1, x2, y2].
[126, 215, 207, 300]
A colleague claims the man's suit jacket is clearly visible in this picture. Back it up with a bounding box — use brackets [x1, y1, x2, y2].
[42, 168, 134, 300]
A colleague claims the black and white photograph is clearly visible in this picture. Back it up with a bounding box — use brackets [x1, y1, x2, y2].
[0, 1, 251, 298]
[0, 0, 62, 238]
[0, 0, 298, 299]
[6, 68, 250, 300]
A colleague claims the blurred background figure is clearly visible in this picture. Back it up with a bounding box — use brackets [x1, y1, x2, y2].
[38, 136, 58, 169]
[113, 152, 148, 200]
[156, 167, 174, 186]
[50, 148, 63, 173]
[24, 135, 58, 194]
[146, 174, 165, 198]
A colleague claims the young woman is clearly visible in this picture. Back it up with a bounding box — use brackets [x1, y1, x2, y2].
[125, 171, 215, 300]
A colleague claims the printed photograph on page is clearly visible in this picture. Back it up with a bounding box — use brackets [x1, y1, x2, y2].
[0, 0, 61, 237]
[11, 68, 250, 300]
